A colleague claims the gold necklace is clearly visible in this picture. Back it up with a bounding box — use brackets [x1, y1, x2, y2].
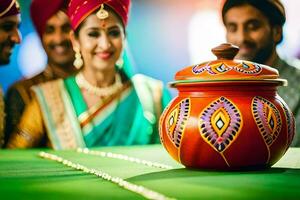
[39, 152, 176, 200]
[75, 72, 123, 97]
[77, 148, 174, 170]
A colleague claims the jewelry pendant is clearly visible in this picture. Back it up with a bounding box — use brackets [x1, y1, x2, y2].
[74, 57, 83, 69]
[96, 4, 109, 20]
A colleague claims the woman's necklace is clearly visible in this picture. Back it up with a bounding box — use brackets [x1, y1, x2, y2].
[75, 72, 123, 97]
[77, 148, 173, 170]
[39, 151, 176, 200]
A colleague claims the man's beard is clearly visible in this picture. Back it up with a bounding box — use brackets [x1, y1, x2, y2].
[46, 40, 74, 67]
[252, 39, 275, 64]
[236, 34, 275, 64]
[0, 40, 15, 65]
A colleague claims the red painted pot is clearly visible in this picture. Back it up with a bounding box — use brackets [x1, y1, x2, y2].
[159, 43, 295, 170]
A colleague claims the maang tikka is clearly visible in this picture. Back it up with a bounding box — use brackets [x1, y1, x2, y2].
[96, 4, 109, 20]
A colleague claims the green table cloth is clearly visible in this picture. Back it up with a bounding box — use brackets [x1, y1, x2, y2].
[0, 145, 299, 200]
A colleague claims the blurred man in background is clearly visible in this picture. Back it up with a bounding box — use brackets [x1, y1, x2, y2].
[0, 0, 21, 147]
[222, 0, 300, 146]
[4, 0, 76, 145]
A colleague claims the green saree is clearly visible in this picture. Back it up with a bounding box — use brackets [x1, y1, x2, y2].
[33, 72, 171, 150]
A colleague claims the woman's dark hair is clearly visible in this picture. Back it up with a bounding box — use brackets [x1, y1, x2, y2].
[74, 5, 125, 37]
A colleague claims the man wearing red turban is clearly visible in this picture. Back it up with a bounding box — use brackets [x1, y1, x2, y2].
[4, 0, 77, 146]
[0, 0, 21, 147]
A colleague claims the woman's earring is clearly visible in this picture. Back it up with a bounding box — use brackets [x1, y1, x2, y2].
[116, 57, 124, 67]
[74, 47, 83, 69]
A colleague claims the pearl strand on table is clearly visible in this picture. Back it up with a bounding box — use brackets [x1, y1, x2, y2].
[77, 148, 174, 170]
[39, 152, 176, 200]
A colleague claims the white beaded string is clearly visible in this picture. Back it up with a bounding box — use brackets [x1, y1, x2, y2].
[39, 152, 176, 200]
[77, 148, 174, 170]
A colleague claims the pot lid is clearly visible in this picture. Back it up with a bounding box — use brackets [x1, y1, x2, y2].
[172, 43, 287, 86]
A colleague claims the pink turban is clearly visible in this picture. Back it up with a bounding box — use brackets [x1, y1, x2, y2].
[67, 0, 130, 30]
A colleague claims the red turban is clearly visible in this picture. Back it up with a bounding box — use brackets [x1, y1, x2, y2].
[30, 0, 68, 37]
[0, 0, 20, 18]
[67, 0, 130, 30]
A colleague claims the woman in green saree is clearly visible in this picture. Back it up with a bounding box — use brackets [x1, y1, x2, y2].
[7, 0, 171, 149]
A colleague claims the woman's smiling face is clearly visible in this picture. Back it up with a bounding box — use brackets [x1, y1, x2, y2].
[73, 9, 124, 71]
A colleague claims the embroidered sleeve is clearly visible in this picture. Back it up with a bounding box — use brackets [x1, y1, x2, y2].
[6, 97, 45, 148]
[4, 86, 27, 145]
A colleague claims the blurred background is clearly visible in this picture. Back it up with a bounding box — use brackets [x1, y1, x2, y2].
[1, 0, 300, 95]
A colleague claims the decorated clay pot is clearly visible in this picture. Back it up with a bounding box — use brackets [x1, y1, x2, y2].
[159, 43, 295, 170]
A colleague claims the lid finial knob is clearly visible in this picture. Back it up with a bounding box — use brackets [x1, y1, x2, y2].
[211, 43, 239, 60]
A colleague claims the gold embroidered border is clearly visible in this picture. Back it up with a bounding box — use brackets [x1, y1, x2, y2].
[38, 80, 78, 149]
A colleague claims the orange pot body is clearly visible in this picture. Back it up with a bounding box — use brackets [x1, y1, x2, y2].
[159, 82, 295, 170]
